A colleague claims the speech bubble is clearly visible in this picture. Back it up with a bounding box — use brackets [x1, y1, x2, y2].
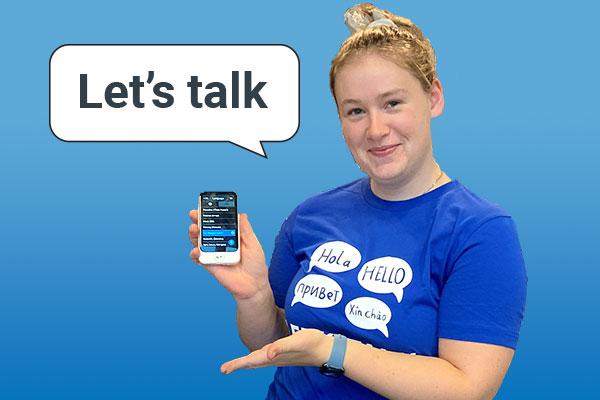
[345, 297, 392, 338]
[291, 274, 343, 308]
[308, 241, 362, 273]
[49, 44, 299, 157]
[357, 256, 413, 302]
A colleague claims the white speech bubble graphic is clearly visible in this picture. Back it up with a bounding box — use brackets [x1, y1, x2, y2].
[345, 297, 392, 338]
[291, 274, 343, 308]
[357, 256, 413, 302]
[308, 241, 362, 273]
[49, 45, 299, 157]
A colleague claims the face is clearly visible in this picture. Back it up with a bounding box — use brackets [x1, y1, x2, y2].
[334, 53, 444, 187]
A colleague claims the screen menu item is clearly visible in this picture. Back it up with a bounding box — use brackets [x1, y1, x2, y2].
[200, 192, 238, 253]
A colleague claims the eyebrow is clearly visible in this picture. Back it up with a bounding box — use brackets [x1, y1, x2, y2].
[340, 88, 409, 106]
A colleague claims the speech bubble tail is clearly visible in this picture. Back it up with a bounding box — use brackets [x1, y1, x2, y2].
[393, 291, 404, 303]
[229, 138, 267, 157]
[378, 326, 389, 338]
[291, 298, 299, 307]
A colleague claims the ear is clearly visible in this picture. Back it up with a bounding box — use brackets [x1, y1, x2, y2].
[429, 78, 444, 118]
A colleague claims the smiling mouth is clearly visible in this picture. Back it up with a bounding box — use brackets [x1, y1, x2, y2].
[369, 144, 400, 157]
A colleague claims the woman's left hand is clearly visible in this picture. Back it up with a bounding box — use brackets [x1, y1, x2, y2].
[220, 329, 333, 374]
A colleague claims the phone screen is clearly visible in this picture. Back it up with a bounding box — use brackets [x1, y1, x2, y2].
[200, 192, 238, 253]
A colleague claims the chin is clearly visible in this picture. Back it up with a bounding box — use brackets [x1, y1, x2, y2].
[362, 159, 408, 182]
[365, 166, 407, 186]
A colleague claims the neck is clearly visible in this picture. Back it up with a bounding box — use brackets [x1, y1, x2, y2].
[370, 159, 448, 201]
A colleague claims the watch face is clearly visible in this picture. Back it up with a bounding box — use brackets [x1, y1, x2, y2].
[320, 364, 344, 378]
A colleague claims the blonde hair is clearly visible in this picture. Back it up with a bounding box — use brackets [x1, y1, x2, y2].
[330, 3, 437, 102]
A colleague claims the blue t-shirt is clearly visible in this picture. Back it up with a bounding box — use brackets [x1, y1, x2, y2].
[266, 178, 527, 400]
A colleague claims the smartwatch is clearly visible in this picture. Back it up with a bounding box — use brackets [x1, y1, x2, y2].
[320, 334, 347, 377]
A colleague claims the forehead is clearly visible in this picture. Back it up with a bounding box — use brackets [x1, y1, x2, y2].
[334, 54, 422, 101]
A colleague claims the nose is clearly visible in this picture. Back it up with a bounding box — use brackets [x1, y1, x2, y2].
[366, 111, 390, 141]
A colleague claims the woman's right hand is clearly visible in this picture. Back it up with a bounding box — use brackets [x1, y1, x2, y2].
[188, 210, 269, 302]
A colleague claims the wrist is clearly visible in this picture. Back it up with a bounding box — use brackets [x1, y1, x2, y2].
[319, 333, 347, 377]
[234, 285, 274, 307]
[316, 333, 334, 366]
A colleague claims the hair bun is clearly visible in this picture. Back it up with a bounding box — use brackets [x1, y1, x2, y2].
[344, 6, 374, 33]
[344, 3, 414, 34]
[331, 3, 436, 97]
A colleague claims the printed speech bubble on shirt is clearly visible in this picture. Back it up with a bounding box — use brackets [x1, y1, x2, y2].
[345, 297, 392, 338]
[49, 45, 299, 157]
[291, 274, 343, 308]
[357, 256, 413, 303]
[308, 241, 362, 273]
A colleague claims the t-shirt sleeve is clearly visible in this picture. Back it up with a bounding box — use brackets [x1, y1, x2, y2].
[268, 207, 301, 309]
[438, 216, 527, 349]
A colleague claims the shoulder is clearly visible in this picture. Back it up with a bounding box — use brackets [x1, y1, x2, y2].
[431, 182, 523, 268]
[436, 181, 513, 235]
[434, 183, 525, 279]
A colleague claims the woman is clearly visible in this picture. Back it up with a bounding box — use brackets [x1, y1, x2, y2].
[188, 3, 527, 399]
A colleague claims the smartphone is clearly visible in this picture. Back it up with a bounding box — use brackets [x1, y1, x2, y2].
[198, 192, 240, 265]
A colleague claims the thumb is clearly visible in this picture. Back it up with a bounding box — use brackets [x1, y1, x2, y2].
[266, 343, 279, 360]
[239, 213, 259, 246]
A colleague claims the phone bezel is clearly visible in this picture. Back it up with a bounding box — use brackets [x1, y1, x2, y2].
[198, 191, 240, 265]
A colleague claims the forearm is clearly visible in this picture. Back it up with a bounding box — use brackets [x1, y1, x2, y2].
[343, 339, 485, 400]
[236, 289, 288, 351]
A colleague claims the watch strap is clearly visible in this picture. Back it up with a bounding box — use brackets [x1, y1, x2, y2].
[327, 334, 347, 370]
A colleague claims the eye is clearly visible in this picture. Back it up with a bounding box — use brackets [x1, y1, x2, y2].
[346, 108, 364, 116]
[385, 100, 403, 109]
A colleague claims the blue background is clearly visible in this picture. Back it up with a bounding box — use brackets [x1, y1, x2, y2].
[1, 0, 598, 398]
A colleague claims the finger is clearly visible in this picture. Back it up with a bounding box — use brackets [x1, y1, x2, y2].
[189, 209, 198, 223]
[188, 223, 199, 246]
[189, 247, 201, 265]
[221, 347, 272, 374]
[189, 247, 223, 270]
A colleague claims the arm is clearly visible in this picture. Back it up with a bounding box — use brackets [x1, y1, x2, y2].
[237, 205, 304, 350]
[236, 295, 288, 351]
[221, 330, 513, 400]
[343, 337, 513, 400]
[341, 216, 525, 398]
[188, 211, 289, 351]
[220, 217, 525, 398]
